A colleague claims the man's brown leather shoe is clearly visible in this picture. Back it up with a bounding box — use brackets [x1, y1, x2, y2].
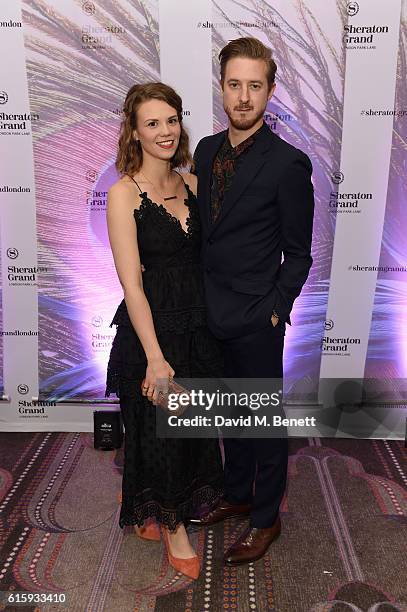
[187, 499, 251, 527]
[224, 516, 281, 565]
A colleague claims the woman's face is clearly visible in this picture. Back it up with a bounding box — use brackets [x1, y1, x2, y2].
[134, 99, 181, 163]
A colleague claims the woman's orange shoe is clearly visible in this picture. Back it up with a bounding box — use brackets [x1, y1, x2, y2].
[134, 523, 161, 541]
[118, 494, 160, 541]
[161, 528, 200, 580]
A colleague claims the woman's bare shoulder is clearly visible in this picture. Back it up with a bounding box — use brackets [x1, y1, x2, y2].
[182, 172, 197, 196]
[108, 175, 140, 207]
[106, 178, 142, 223]
[109, 175, 134, 195]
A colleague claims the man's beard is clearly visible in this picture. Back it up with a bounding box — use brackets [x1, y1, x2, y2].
[224, 104, 266, 130]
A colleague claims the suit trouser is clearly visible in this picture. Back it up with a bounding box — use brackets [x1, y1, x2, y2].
[220, 324, 288, 528]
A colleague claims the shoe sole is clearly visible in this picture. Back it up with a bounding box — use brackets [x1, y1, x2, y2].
[223, 529, 281, 565]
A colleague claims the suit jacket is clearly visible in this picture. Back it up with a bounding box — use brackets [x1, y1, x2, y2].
[193, 121, 314, 340]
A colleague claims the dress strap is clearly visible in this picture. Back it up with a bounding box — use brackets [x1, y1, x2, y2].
[127, 174, 142, 193]
[174, 170, 193, 196]
[174, 169, 186, 186]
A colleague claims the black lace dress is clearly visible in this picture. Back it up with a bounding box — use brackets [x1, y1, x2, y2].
[105, 180, 224, 530]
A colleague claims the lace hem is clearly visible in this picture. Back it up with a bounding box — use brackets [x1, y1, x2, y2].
[119, 483, 223, 531]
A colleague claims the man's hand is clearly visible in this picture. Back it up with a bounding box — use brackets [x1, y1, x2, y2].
[271, 314, 279, 327]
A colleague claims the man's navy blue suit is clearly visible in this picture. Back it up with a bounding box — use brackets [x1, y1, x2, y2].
[193, 122, 314, 527]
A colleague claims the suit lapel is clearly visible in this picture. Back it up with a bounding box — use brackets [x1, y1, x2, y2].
[208, 123, 274, 236]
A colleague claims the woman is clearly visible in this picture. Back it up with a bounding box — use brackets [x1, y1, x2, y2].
[105, 83, 224, 580]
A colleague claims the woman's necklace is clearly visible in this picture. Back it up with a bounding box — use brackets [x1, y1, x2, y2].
[139, 170, 177, 201]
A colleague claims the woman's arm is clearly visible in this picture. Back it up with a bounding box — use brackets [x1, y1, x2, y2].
[107, 180, 174, 399]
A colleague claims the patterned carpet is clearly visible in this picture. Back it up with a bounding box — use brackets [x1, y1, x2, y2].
[0, 433, 406, 612]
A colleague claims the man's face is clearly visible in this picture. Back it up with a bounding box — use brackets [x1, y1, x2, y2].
[222, 56, 275, 130]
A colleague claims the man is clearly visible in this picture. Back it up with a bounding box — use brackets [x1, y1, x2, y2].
[191, 37, 314, 565]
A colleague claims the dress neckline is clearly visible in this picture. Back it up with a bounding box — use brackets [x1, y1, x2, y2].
[134, 183, 195, 237]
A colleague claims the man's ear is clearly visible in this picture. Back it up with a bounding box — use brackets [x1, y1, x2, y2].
[268, 83, 276, 101]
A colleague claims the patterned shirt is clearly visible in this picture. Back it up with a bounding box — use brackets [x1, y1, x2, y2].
[210, 125, 262, 223]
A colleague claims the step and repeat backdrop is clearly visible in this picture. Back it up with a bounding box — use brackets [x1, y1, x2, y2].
[0, 0, 406, 432]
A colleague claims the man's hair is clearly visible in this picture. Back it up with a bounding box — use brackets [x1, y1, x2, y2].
[219, 37, 277, 90]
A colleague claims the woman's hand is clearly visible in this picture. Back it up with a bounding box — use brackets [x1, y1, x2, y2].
[142, 357, 175, 404]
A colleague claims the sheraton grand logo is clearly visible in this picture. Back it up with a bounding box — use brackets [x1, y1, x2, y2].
[331, 171, 344, 185]
[90, 315, 113, 351]
[346, 2, 359, 17]
[264, 111, 293, 133]
[0, 95, 40, 136]
[92, 332, 114, 351]
[86, 169, 98, 182]
[7, 247, 19, 259]
[87, 189, 107, 212]
[7, 265, 48, 286]
[329, 173, 372, 214]
[81, 23, 126, 50]
[329, 189, 372, 214]
[321, 320, 362, 357]
[343, 2, 389, 49]
[0, 111, 39, 135]
[343, 23, 389, 50]
[5, 249, 48, 286]
[82, 1, 96, 15]
[321, 335, 361, 356]
[18, 398, 57, 418]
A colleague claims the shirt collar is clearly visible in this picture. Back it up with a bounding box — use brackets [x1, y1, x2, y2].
[225, 122, 265, 155]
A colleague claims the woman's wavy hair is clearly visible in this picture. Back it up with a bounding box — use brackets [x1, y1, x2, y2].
[116, 82, 191, 176]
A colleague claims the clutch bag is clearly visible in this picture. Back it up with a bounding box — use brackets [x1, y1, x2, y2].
[141, 378, 191, 416]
